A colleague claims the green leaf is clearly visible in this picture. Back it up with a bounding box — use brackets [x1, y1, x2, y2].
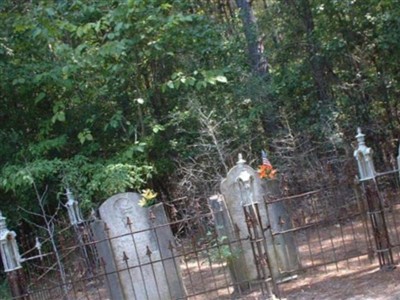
[196, 81, 207, 90]
[78, 129, 93, 144]
[45, 8, 55, 16]
[215, 75, 228, 83]
[12, 78, 25, 85]
[135, 98, 144, 104]
[167, 80, 174, 89]
[51, 111, 66, 123]
[152, 124, 165, 133]
[34, 92, 46, 104]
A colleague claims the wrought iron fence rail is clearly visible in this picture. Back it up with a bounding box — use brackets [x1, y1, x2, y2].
[265, 189, 322, 203]
[358, 169, 400, 182]
[293, 251, 372, 273]
[19, 224, 74, 258]
[271, 211, 364, 236]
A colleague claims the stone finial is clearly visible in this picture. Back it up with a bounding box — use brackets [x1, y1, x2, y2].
[65, 188, 84, 225]
[0, 211, 22, 272]
[35, 237, 41, 251]
[35, 237, 43, 260]
[237, 153, 246, 165]
[354, 127, 376, 180]
[89, 208, 98, 220]
[0, 211, 7, 243]
[356, 127, 366, 146]
[66, 188, 75, 206]
[0, 211, 5, 231]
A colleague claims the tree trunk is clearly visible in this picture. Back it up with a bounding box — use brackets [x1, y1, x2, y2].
[235, 0, 268, 76]
[300, 0, 331, 104]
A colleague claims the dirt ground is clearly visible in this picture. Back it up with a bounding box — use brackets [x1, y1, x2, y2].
[280, 265, 400, 300]
[180, 252, 400, 300]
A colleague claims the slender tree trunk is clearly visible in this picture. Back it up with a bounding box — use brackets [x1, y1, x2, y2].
[299, 0, 331, 103]
[227, 0, 235, 18]
[235, 0, 268, 76]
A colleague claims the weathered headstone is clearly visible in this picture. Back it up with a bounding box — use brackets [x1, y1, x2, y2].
[220, 155, 277, 280]
[208, 195, 251, 291]
[91, 219, 124, 300]
[262, 179, 299, 275]
[98, 192, 186, 300]
[220, 154, 298, 282]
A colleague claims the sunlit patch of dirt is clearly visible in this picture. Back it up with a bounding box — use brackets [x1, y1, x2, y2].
[280, 265, 400, 300]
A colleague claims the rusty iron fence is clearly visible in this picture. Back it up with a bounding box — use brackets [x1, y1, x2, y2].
[4, 150, 400, 299]
[5, 169, 400, 299]
[7, 197, 278, 300]
[7, 170, 400, 300]
[266, 161, 400, 297]
[265, 185, 373, 275]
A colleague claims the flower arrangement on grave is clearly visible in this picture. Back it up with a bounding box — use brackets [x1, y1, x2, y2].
[258, 150, 277, 180]
[138, 189, 158, 207]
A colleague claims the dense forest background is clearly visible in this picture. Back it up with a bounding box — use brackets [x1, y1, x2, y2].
[1, 0, 400, 225]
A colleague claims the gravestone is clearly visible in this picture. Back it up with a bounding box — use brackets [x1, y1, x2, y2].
[91, 219, 124, 300]
[220, 154, 298, 282]
[208, 195, 251, 291]
[220, 155, 278, 280]
[98, 192, 186, 300]
[262, 179, 299, 275]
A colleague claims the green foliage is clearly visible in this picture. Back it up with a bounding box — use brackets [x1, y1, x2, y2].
[88, 163, 153, 198]
[0, 156, 153, 211]
[0, 0, 243, 222]
[258, 0, 400, 151]
[205, 232, 241, 263]
[1, 159, 62, 192]
[2, 0, 400, 226]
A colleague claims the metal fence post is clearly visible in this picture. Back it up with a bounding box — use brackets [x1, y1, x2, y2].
[0, 211, 28, 299]
[354, 128, 395, 269]
[236, 166, 279, 298]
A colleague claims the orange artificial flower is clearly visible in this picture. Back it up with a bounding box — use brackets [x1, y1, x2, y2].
[258, 164, 277, 179]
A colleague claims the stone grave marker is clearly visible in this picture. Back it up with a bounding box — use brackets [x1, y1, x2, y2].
[97, 192, 186, 300]
[262, 179, 299, 275]
[208, 194, 252, 291]
[91, 218, 124, 300]
[220, 155, 276, 281]
[219, 154, 298, 283]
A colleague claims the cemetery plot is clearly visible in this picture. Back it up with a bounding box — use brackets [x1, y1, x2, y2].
[7, 191, 400, 300]
[4, 129, 400, 299]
